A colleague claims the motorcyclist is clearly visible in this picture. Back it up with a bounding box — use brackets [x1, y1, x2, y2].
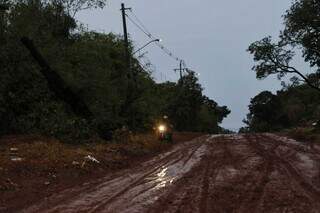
[157, 115, 173, 141]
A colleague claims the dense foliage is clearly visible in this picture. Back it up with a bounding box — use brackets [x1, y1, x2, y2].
[242, 79, 320, 133]
[248, 0, 320, 92]
[244, 0, 320, 133]
[0, 0, 230, 142]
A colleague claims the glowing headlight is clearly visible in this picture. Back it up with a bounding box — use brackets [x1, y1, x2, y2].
[158, 125, 166, 132]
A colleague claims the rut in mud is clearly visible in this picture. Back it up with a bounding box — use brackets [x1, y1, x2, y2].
[22, 134, 320, 213]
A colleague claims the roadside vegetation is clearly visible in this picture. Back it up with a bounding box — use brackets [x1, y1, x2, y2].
[0, 0, 230, 144]
[242, 0, 320, 139]
[241, 85, 320, 133]
[0, 132, 202, 211]
[0, 0, 230, 208]
[0, 133, 202, 184]
[283, 128, 320, 143]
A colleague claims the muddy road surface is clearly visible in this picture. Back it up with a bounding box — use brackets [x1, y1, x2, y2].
[22, 134, 320, 213]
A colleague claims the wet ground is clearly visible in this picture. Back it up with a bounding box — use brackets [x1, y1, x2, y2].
[22, 134, 320, 213]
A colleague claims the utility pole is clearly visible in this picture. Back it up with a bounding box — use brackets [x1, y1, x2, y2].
[179, 60, 183, 79]
[121, 3, 131, 79]
[120, 3, 136, 129]
[174, 60, 186, 79]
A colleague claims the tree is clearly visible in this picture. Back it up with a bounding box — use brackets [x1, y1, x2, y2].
[244, 91, 289, 132]
[0, 0, 231, 141]
[248, 0, 320, 92]
[166, 72, 230, 133]
[168, 72, 203, 131]
[278, 82, 320, 126]
[243, 81, 320, 132]
[196, 97, 230, 133]
[0, 0, 108, 141]
[283, 0, 320, 68]
[7, 0, 107, 16]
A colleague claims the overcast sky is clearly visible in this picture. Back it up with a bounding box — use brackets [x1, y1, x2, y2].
[77, 0, 308, 131]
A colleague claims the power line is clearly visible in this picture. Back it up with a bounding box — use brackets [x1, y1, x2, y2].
[126, 14, 152, 39]
[125, 8, 201, 79]
[129, 11, 153, 37]
[136, 55, 172, 82]
[126, 11, 185, 65]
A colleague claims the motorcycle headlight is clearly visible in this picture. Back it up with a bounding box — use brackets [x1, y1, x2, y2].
[158, 125, 166, 132]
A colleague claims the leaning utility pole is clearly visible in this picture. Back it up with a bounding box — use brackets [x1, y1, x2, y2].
[21, 37, 93, 119]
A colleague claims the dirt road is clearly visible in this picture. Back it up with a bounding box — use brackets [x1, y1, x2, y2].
[22, 134, 320, 213]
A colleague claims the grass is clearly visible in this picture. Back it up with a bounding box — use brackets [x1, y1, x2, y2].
[284, 127, 320, 143]
[0, 132, 202, 212]
[0, 132, 202, 196]
[0, 133, 173, 179]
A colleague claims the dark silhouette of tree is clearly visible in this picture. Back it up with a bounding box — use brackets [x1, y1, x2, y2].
[248, 0, 320, 92]
[0, 0, 231, 142]
[244, 91, 289, 132]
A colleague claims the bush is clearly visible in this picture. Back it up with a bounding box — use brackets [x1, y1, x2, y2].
[287, 128, 319, 142]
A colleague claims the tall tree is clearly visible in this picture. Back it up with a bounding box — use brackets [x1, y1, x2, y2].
[0, 0, 231, 141]
[244, 91, 289, 132]
[168, 72, 203, 131]
[283, 0, 320, 68]
[248, 0, 320, 92]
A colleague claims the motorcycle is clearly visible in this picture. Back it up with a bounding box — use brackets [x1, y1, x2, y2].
[156, 124, 173, 142]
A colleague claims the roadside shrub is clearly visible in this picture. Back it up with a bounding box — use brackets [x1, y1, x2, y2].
[287, 128, 318, 142]
[113, 127, 132, 144]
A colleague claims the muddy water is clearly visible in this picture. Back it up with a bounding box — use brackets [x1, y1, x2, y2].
[23, 134, 320, 213]
[23, 136, 209, 213]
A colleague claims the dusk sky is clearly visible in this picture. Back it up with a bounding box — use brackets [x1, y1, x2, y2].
[77, 0, 310, 131]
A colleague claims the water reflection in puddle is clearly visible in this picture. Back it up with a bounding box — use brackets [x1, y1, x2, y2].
[148, 144, 207, 192]
[155, 167, 176, 189]
[24, 142, 209, 213]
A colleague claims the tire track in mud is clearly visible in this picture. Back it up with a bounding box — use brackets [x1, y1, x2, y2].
[89, 149, 197, 213]
[33, 140, 200, 212]
[148, 136, 233, 213]
[198, 138, 224, 213]
[256, 135, 320, 208]
[199, 136, 235, 213]
[241, 134, 280, 212]
[24, 136, 209, 213]
[90, 141, 207, 213]
[260, 135, 320, 194]
[248, 134, 320, 212]
[151, 134, 320, 213]
[205, 135, 271, 213]
[198, 159, 210, 213]
[204, 136, 240, 213]
[22, 134, 320, 213]
[154, 144, 220, 213]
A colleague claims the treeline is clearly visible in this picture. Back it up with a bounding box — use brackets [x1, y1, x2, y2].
[241, 80, 320, 133]
[0, 0, 230, 142]
[243, 0, 320, 133]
